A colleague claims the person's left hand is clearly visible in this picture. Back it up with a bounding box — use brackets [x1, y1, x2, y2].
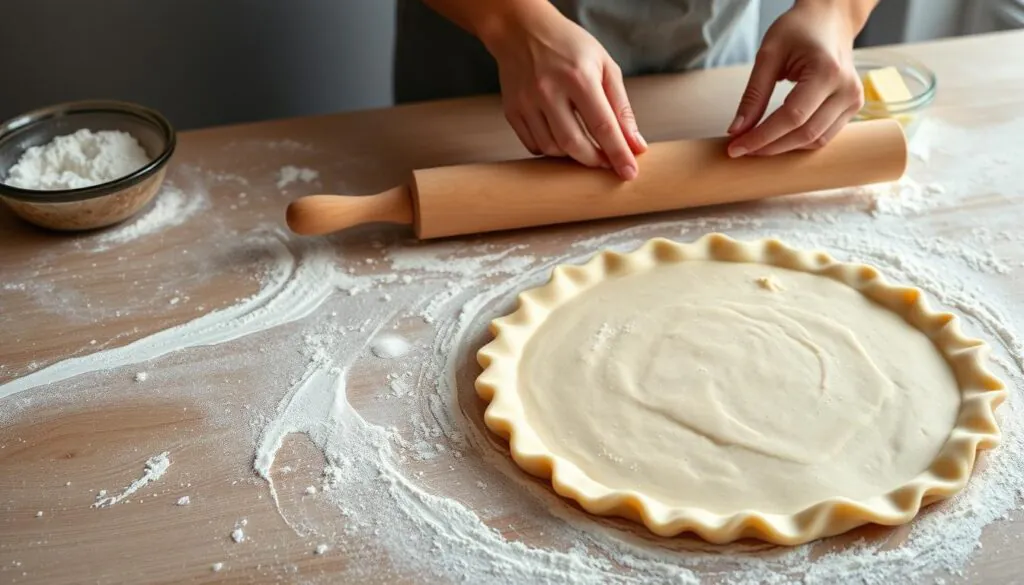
[726, 0, 866, 157]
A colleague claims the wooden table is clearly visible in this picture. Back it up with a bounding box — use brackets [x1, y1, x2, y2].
[2, 31, 1023, 585]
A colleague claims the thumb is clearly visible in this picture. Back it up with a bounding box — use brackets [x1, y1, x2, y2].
[729, 47, 783, 136]
[603, 64, 647, 154]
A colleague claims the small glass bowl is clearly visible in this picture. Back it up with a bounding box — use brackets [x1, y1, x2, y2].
[0, 100, 176, 231]
[854, 52, 937, 141]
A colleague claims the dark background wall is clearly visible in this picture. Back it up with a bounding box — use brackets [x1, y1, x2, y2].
[1, 0, 397, 130]
[1, 0, 1014, 131]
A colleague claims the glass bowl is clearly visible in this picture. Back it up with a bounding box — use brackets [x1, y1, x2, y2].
[0, 100, 176, 231]
[854, 52, 937, 141]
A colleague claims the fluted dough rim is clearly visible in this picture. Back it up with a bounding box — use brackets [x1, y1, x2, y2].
[474, 233, 1007, 545]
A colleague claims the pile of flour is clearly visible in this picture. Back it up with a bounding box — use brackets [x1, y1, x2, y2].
[3, 128, 150, 190]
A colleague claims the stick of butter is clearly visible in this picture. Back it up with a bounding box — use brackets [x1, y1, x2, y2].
[863, 66, 913, 104]
[861, 66, 915, 128]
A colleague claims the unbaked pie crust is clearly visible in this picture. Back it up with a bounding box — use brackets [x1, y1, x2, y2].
[475, 233, 1006, 545]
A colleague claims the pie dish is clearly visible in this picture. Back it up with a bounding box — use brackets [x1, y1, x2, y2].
[475, 233, 1006, 545]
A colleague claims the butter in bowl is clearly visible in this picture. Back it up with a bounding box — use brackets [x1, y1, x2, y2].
[854, 52, 937, 141]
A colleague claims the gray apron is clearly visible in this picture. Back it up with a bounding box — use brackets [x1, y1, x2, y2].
[393, 0, 761, 104]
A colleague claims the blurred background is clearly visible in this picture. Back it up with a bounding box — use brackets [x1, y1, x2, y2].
[3, 0, 1021, 131]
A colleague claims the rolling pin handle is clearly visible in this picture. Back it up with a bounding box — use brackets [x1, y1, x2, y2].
[285, 185, 414, 236]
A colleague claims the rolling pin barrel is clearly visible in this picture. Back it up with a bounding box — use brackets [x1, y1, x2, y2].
[410, 119, 906, 239]
[285, 119, 907, 239]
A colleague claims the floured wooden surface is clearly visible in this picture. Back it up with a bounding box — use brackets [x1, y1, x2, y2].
[1, 32, 1024, 585]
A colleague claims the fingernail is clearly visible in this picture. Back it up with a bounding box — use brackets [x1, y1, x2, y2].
[635, 130, 648, 149]
[728, 115, 744, 134]
[729, 145, 748, 158]
[621, 165, 637, 180]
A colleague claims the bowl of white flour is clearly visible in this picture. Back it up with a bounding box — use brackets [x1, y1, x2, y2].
[0, 100, 175, 231]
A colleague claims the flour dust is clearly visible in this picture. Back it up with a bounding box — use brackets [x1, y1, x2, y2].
[92, 451, 172, 508]
[90, 184, 208, 252]
[1, 117, 1023, 584]
[276, 165, 320, 190]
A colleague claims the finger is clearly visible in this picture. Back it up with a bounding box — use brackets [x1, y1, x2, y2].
[602, 64, 647, 154]
[729, 46, 784, 136]
[798, 106, 858, 151]
[523, 109, 561, 157]
[728, 78, 832, 157]
[507, 112, 541, 155]
[749, 92, 848, 156]
[544, 98, 605, 169]
[571, 79, 638, 179]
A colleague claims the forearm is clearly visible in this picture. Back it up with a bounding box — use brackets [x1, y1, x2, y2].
[418, 0, 557, 50]
[794, 0, 880, 35]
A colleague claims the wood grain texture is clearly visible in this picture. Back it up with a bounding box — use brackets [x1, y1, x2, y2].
[1, 30, 1023, 585]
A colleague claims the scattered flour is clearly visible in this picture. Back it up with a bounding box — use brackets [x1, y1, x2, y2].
[908, 116, 1024, 199]
[863, 178, 944, 217]
[3, 129, 150, 190]
[370, 333, 411, 359]
[389, 243, 535, 278]
[92, 452, 171, 508]
[8, 216, 1020, 583]
[416, 224, 1023, 584]
[908, 121, 932, 163]
[0, 230, 342, 401]
[276, 165, 319, 189]
[90, 185, 207, 251]
[211, 562, 224, 572]
[176, 496, 190, 506]
[314, 544, 329, 555]
[134, 372, 148, 383]
[234, 214, 1021, 584]
[2, 115, 1022, 584]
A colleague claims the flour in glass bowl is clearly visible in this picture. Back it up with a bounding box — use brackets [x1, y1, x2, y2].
[3, 129, 150, 190]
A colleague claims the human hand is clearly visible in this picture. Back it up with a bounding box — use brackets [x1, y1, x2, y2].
[727, 0, 867, 157]
[480, 4, 647, 179]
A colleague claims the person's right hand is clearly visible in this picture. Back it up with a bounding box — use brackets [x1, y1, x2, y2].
[480, 4, 647, 180]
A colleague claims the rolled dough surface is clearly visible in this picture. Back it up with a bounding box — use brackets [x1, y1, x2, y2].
[476, 234, 1005, 544]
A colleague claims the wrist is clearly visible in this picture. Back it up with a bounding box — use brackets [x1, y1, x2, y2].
[472, 0, 561, 57]
[792, 0, 876, 37]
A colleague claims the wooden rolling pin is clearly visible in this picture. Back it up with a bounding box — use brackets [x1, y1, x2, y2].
[286, 118, 907, 239]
